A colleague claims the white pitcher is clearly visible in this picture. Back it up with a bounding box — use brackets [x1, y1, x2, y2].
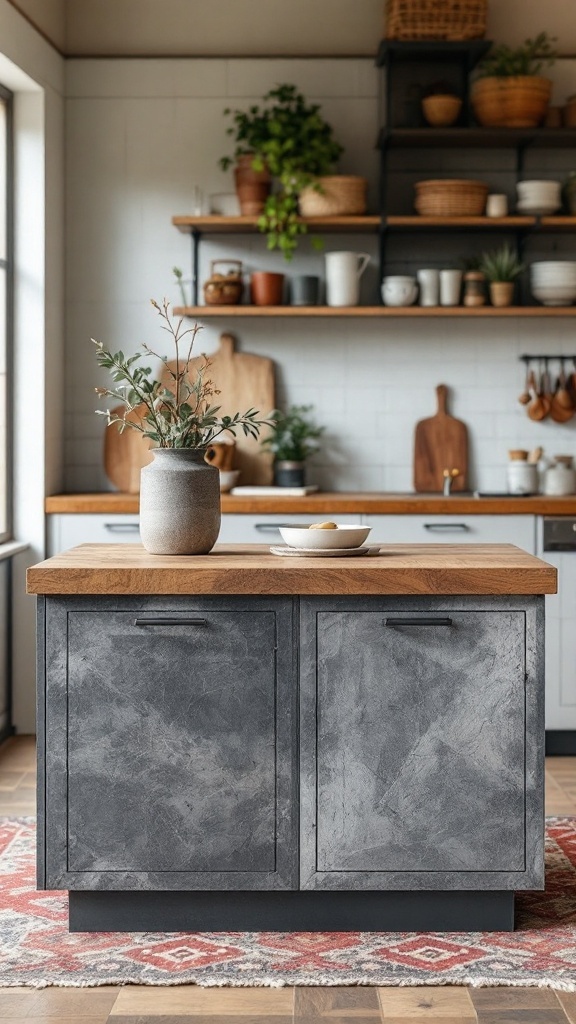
[325, 251, 370, 307]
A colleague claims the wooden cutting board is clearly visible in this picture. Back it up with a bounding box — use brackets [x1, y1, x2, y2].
[414, 384, 468, 493]
[161, 332, 275, 486]
[103, 404, 154, 494]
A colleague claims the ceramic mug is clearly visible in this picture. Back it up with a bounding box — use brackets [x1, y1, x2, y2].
[290, 275, 320, 306]
[416, 268, 440, 306]
[440, 269, 463, 307]
[486, 193, 508, 218]
[325, 251, 370, 307]
[381, 275, 418, 307]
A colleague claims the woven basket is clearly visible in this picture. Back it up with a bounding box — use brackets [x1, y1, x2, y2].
[386, 0, 487, 40]
[414, 179, 488, 216]
[298, 176, 368, 217]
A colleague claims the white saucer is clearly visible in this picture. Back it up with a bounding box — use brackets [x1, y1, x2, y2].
[270, 545, 382, 558]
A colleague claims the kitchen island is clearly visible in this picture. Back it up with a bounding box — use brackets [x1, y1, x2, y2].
[28, 543, 557, 933]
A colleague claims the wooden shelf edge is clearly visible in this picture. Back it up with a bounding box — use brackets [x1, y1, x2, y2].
[173, 305, 576, 318]
[172, 214, 381, 234]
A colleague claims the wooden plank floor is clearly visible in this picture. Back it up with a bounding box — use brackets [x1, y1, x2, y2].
[0, 736, 575, 1023]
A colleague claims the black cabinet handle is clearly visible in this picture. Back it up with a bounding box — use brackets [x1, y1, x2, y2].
[424, 523, 470, 532]
[134, 617, 207, 626]
[385, 617, 453, 627]
[104, 523, 140, 533]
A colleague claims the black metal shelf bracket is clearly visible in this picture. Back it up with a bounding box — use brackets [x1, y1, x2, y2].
[191, 227, 201, 305]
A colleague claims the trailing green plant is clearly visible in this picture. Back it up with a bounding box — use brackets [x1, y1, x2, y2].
[93, 299, 269, 448]
[479, 244, 525, 282]
[261, 404, 325, 463]
[477, 32, 557, 78]
[220, 84, 343, 260]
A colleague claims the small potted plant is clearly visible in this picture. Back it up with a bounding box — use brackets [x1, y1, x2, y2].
[261, 404, 324, 487]
[94, 299, 269, 554]
[221, 84, 344, 260]
[472, 32, 556, 128]
[479, 245, 525, 307]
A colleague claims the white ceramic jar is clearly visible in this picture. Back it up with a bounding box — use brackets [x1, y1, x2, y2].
[543, 458, 576, 496]
[507, 462, 539, 495]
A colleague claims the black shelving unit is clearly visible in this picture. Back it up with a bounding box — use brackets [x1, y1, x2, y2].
[375, 40, 576, 295]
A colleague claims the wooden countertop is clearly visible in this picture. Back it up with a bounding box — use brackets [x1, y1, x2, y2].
[45, 491, 576, 515]
[27, 543, 557, 596]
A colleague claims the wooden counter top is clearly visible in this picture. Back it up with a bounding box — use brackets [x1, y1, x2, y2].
[44, 491, 576, 516]
[27, 543, 557, 596]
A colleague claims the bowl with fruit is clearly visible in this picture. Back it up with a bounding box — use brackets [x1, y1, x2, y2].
[278, 522, 371, 550]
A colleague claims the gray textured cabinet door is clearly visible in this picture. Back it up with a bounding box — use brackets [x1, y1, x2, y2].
[40, 597, 297, 891]
[300, 597, 544, 892]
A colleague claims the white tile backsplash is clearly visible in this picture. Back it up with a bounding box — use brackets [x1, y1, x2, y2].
[64, 56, 576, 493]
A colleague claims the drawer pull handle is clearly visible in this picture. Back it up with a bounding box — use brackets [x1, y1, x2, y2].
[385, 617, 453, 627]
[424, 523, 470, 532]
[134, 617, 207, 626]
[104, 523, 140, 533]
[254, 523, 293, 533]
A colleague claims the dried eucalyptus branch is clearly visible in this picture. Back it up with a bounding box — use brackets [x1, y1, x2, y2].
[94, 299, 271, 449]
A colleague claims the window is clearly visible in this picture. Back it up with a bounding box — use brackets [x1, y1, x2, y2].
[0, 85, 12, 543]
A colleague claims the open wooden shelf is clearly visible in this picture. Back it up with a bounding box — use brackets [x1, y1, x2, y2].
[174, 305, 576, 318]
[387, 216, 576, 230]
[172, 215, 381, 234]
[172, 214, 576, 235]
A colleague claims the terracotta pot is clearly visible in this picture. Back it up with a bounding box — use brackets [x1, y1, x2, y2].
[233, 154, 271, 215]
[472, 76, 552, 128]
[250, 272, 285, 306]
[422, 94, 462, 127]
[490, 281, 515, 307]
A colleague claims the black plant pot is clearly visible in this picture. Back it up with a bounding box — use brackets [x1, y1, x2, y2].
[274, 460, 306, 487]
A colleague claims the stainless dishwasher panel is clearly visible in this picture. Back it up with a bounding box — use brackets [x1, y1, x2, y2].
[539, 517, 576, 730]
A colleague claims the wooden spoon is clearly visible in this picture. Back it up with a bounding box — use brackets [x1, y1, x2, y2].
[550, 361, 574, 422]
[527, 368, 549, 421]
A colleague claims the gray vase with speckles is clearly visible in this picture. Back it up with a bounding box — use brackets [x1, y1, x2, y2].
[139, 448, 220, 555]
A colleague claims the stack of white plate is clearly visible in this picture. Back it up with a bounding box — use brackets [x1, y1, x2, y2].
[517, 180, 562, 216]
[531, 261, 576, 306]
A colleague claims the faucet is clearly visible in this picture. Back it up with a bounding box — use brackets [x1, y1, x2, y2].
[443, 468, 460, 496]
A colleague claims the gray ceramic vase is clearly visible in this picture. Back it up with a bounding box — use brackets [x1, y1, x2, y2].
[139, 448, 221, 555]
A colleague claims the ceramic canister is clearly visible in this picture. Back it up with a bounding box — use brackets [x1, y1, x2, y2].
[325, 251, 370, 307]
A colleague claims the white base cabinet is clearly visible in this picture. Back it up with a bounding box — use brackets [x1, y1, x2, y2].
[536, 518, 576, 731]
[363, 514, 536, 552]
[48, 515, 141, 554]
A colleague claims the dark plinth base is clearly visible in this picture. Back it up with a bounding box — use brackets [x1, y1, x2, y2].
[69, 890, 515, 933]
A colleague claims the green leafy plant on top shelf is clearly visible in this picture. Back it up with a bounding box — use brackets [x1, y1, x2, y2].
[479, 244, 525, 282]
[261, 404, 325, 463]
[93, 299, 269, 448]
[477, 32, 557, 78]
[220, 84, 343, 260]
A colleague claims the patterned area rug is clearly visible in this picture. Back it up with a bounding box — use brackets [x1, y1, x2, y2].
[1, 817, 576, 990]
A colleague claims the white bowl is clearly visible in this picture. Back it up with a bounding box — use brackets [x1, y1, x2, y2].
[517, 179, 561, 190]
[219, 469, 240, 492]
[528, 264, 573, 276]
[278, 523, 371, 550]
[517, 201, 561, 216]
[382, 275, 418, 307]
[531, 283, 576, 306]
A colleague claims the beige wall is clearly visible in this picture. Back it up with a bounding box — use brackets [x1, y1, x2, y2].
[9, 0, 65, 50]
[63, 0, 576, 57]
